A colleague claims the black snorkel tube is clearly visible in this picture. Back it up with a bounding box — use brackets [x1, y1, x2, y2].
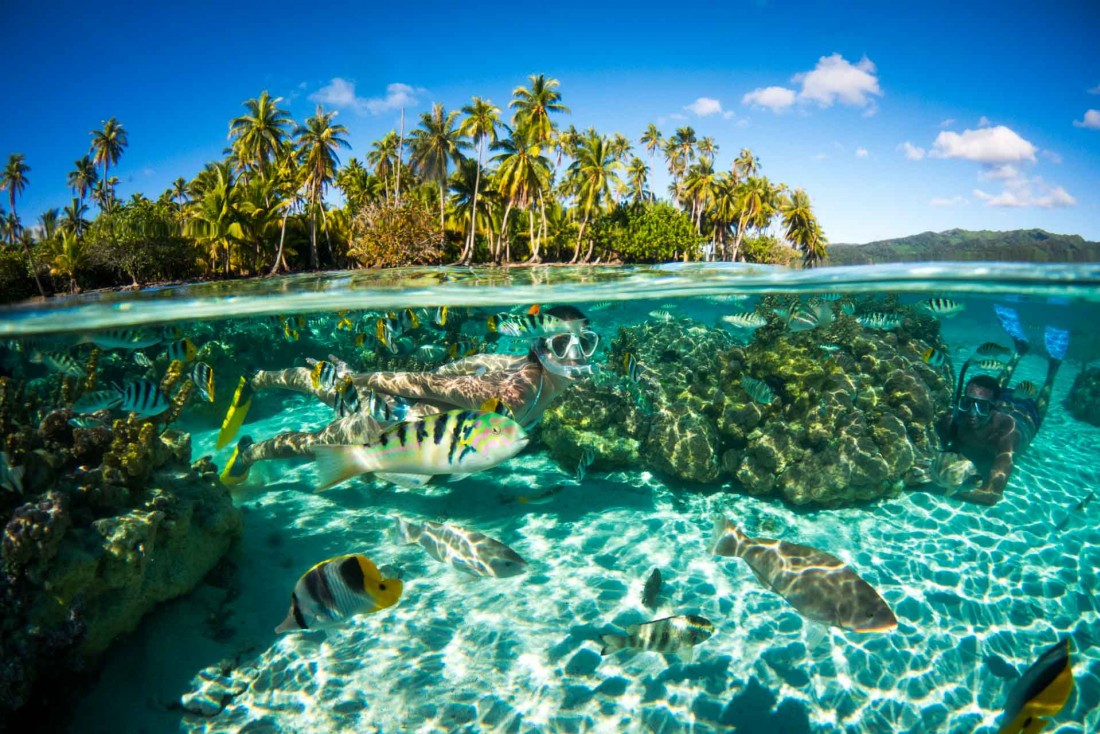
[944, 356, 974, 451]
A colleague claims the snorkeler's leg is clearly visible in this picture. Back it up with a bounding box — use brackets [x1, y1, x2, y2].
[997, 340, 1030, 389]
[220, 431, 314, 485]
[1036, 358, 1062, 423]
[217, 367, 338, 451]
[314, 412, 386, 445]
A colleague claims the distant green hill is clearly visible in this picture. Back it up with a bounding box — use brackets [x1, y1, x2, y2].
[826, 229, 1100, 265]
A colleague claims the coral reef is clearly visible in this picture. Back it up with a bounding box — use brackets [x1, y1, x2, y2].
[1065, 367, 1100, 427]
[541, 299, 952, 506]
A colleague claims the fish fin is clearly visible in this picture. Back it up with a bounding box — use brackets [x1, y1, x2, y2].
[392, 516, 421, 544]
[1044, 326, 1069, 361]
[599, 634, 626, 655]
[311, 445, 378, 491]
[805, 623, 829, 651]
[447, 473, 472, 483]
[375, 472, 434, 489]
[711, 514, 743, 557]
[676, 647, 695, 664]
[219, 436, 254, 488]
[215, 377, 254, 450]
[274, 615, 298, 634]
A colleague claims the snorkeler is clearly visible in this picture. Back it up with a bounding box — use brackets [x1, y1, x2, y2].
[218, 305, 597, 486]
[937, 306, 1068, 506]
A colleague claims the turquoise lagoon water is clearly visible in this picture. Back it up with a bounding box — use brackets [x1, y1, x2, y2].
[2, 263, 1100, 734]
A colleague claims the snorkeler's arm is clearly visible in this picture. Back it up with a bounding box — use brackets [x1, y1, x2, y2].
[251, 367, 338, 407]
[433, 354, 526, 376]
[957, 429, 1017, 505]
[352, 371, 502, 410]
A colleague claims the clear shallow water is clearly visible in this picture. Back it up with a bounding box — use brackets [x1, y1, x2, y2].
[1, 263, 1098, 734]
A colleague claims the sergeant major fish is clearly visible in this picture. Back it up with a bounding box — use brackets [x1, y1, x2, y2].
[487, 312, 582, 337]
[393, 517, 527, 578]
[275, 554, 403, 633]
[118, 379, 171, 419]
[599, 615, 714, 663]
[29, 351, 84, 377]
[72, 389, 123, 414]
[711, 515, 897, 633]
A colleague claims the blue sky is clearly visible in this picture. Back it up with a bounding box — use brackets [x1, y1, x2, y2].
[2, 0, 1098, 243]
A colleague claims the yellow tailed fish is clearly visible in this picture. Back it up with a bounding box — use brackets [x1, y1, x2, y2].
[216, 376, 254, 450]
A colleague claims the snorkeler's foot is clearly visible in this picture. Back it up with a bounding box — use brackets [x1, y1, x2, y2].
[215, 375, 255, 450]
[220, 435, 254, 486]
[1012, 337, 1030, 356]
[1044, 326, 1069, 362]
[994, 304, 1027, 343]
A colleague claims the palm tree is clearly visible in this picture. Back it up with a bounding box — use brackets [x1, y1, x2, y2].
[626, 157, 650, 204]
[408, 103, 470, 232]
[38, 208, 60, 241]
[457, 97, 501, 264]
[67, 156, 98, 205]
[491, 125, 551, 263]
[171, 177, 189, 210]
[89, 118, 128, 207]
[566, 130, 622, 263]
[666, 126, 697, 206]
[698, 137, 717, 166]
[640, 124, 663, 159]
[270, 144, 305, 275]
[509, 74, 570, 146]
[731, 176, 778, 262]
[1, 153, 45, 296]
[733, 148, 758, 178]
[184, 162, 244, 275]
[683, 161, 716, 233]
[295, 105, 350, 268]
[229, 91, 293, 180]
[48, 229, 87, 293]
[367, 131, 401, 203]
[61, 198, 90, 237]
[781, 188, 827, 268]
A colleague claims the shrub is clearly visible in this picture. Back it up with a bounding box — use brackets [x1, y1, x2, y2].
[348, 202, 445, 268]
[595, 202, 704, 263]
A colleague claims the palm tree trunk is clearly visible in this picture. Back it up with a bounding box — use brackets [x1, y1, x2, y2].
[19, 239, 46, 297]
[270, 206, 290, 276]
[497, 200, 514, 264]
[464, 141, 483, 264]
[439, 182, 446, 236]
[321, 203, 334, 266]
[571, 214, 589, 264]
[308, 196, 319, 269]
[527, 194, 544, 264]
[731, 211, 749, 262]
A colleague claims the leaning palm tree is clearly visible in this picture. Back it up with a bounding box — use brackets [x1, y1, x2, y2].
[67, 155, 98, 205]
[730, 175, 778, 262]
[457, 97, 501, 264]
[509, 74, 570, 146]
[640, 124, 663, 159]
[408, 103, 470, 233]
[491, 125, 552, 263]
[1, 153, 45, 296]
[295, 105, 350, 268]
[89, 118, 128, 206]
[566, 130, 622, 263]
[228, 91, 293, 181]
[781, 188, 827, 268]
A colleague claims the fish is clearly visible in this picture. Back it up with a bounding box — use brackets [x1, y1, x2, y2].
[72, 389, 123, 414]
[922, 347, 947, 367]
[311, 409, 530, 491]
[517, 484, 566, 505]
[431, 306, 448, 327]
[975, 358, 1006, 371]
[479, 397, 515, 421]
[588, 301, 612, 311]
[1054, 490, 1095, 531]
[189, 362, 215, 403]
[576, 447, 595, 482]
[818, 343, 842, 353]
[721, 312, 768, 329]
[353, 332, 369, 348]
[740, 376, 775, 405]
[816, 293, 841, 302]
[599, 615, 714, 663]
[995, 639, 1073, 734]
[133, 351, 153, 367]
[711, 515, 897, 633]
[334, 378, 361, 418]
[487, 312, 582, 337]
[275, 554, 403, 633]
[215, 376, 254, 450]
[83, 329, 162, 350]
[623, 352, 642, 382]
[29, 351, 84, 377]
[376, 318, 397, 353]
[393, 517, 528, 578]
[0, 452, 24, 494]
[978, 341, 1011, 356]
[414, 344, 448, 362]
[930, 452, 980, 495]
[310, 361, 339, 391]
[166, 338, 197, 363]
[390, 308, 420, 331]
[648, 310, 674, 322]
[642, 568, 662, 610]
[283, 320, 300, 342]
[1015, 380, 1039, 399]
[68, 416, 107, 429]
[856, 312, 902, 330]
[447, 341, 478, 360]
[118, 379, 170, 418]
[923, 297, 964, 317]
[787, 303, 834, 333]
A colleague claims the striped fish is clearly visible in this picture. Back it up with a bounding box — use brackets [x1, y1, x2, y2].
[68, 416, 107, 429]
[334, 378, 360, 418]
[30, 351, 84, 377]
[857, 312, 903, 330]
[922, 347, 946, 367]
[312, 409, 530, 491]
[741, 375, 775, 405]
[721, 312, 768, 329]
[166, 338, 197, 363]
[479, 397, 515, 421]
[376, 318, 398, 353]
[393, 517, 527, 578]
[283, 320, 300, 342]
[648, 310, 674, 322]
[996, 640, 1073, 734]
[389, 308, 420, 331]
[576, 447, 595, 482]
[310, 361, 339, 391]
[599, 615, 715, 663]
[414, 344, 448, 362]
[190, 362, 215, 403]
[72, 389, 123, 414]
[487, 312, 581, 337]
[275, 554, 402, 633]
[447, 341, 478, 359]
[83, 329, 162, 350]
[922, 297, 964, 317]
[975, 358, 1006, 371]
[977, 341, 1010, 356]
[1015, 380, 1039, 398]
[133, 351, 153, 367]
[431, 306, 448, 327]
[118, 379, 170, 418]
[623, 352, 642, 382]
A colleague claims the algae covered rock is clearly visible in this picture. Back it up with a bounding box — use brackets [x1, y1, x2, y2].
[1065, 367, 1100, 426]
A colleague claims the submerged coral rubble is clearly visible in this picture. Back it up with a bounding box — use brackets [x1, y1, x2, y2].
[542, 297, 953, 507]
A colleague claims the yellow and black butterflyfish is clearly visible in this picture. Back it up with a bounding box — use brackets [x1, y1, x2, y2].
[996, 639, 1074, 734]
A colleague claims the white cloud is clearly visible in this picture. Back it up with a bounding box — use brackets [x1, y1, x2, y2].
[898, 141, 925, 160]
[978, 116, 992, 127]
[685, 97, 724, 116]
[309, 79, 423, 115]
[1088, 84, 1100, 94]
[973, 173, 1076, 209]
[1073, 109, 1100, 129]
[978, 164, 1021, 181]
[794, 54, 883, 111]
[938, 118, 956, 128]
[741, 86, 796, 112]
[930, 125, 1037, 164]
[1041, 149, 1063, 164]
[855, 147, 869, 158]
[930, 196, 967, 207]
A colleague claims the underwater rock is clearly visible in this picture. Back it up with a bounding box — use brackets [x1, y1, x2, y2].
[2, 491, 72, 583]
[645, 407, 721, 483]
[1065, 367, 1100, 426]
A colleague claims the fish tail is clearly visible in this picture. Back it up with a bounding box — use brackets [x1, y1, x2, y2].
[311, 445, 378, 491]
[599, 634, 627, 655]
[215, 377, 254, 450]
[392, 516, 421, 544]
[711, 514, 745, 557]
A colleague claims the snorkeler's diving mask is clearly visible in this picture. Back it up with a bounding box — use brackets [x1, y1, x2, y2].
[534, 329, 599, 378]
[958, 395, 993, 418]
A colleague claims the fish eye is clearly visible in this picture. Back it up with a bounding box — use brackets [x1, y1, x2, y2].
[379, 583, 387, 590]
[492, 427, 500, 434]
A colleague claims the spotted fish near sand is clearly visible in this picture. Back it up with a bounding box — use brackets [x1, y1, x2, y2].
[599, 615, 714, 663]
[393, 517, 527, 578]
[711, 515, 897, 633]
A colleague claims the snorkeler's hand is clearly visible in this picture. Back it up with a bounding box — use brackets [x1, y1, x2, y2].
[955, 486, 1001, 506]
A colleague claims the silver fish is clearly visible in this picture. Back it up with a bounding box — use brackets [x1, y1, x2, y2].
[721, 312, 768, 329]
[68, 416, 107, 429]
[642, 568, 662, 609]
[84, 329, 162, 350]
[599, 615, 714, 663]
[393, 517, 527, 578]
[576, 447, 595, 482]
[30, 351, 84, 377]
[857, 312, 902, 330]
